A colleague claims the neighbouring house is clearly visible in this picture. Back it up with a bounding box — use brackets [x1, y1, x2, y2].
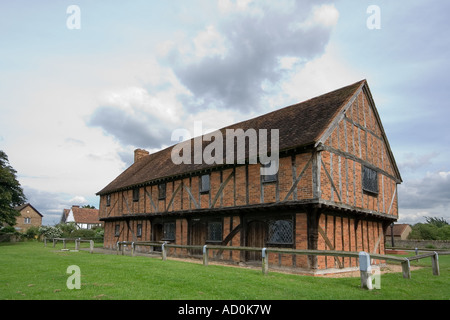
[96, 80, 402, 274]
[60, 205, 103, 229]
[385, 224, 412, 243]
[14, 203, 43, 232]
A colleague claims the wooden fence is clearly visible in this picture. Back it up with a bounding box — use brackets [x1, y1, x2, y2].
[44, 237, 94, 254]
[115, 241, 449, 281]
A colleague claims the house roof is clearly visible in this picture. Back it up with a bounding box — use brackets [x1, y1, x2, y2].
[97, 80, 400, 195]
[14, 203, 43, 217]
[392, 224, 411, 236]
[65, 206, 101, 224]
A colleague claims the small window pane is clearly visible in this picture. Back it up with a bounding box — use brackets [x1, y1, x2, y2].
[133, 188, 139, 202]
[200, 174, 210, 193]
[137, 224, 142, 237]
[115, 224, 120, 237]
[158, 184, 166, 199]
[106, 194, 111, 206]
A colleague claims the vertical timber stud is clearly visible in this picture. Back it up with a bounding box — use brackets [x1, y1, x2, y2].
[203, 245, 209, 266]
[307, 207, 320, 270]
[359, 251, 373, 290]
[262, 248, 268, 275]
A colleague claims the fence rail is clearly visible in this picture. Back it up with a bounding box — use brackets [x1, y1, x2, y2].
[114, 241, 445, 283]
[44, 237, 94, 253]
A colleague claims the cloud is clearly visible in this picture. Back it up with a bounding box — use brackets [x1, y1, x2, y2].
[399, 171, 450, 210]
[165, 1, 339, 112]
[23, 186, 95, 226]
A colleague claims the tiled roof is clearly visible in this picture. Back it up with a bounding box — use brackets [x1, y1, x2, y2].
[97, 80, 366, 195]
[68, 206, 101, 224]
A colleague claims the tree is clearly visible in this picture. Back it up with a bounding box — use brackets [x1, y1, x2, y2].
[425, 216, 449, 228]
[0, 150, 26, 227]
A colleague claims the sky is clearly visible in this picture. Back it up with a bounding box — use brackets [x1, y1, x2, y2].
[1, 0, 449, 226]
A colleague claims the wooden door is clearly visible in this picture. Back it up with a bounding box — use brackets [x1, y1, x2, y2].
[246, 221, 267, 261]
[153, 223, 163, 252]
[190, 221, 207, 256]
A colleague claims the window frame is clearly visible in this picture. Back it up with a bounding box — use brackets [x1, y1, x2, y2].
[200, 174, 210, 194]
[133, 188, 139, 202]
[106, 194, 111, 207]
[158, 183, 166, 200]
[207, 220, 223, 243]
[114, 224, 120, 237]
[362, 166, 379, 195]
[136, 223, 142, 238]
[162, 222, 175, 241]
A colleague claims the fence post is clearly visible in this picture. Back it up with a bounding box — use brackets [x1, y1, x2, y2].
[262, 248, 268, 275]
[89, 240, 94, 254]
[116, 242, 120, 255]
[75, 239, 79, 250]
[44, 238, 47, 247]
[203, 245, 209, 266]
[53, 239, 56, 248]
[162, 242, 167, 261]
[359, 251, 372, 289]
[402, 260, 411, 279]
[431, 252, 440, 276]
[131, 242, 135, 257]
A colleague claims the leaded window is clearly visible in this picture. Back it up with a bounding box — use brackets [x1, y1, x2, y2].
[267, 219, 293, 245]
[137, 224, 142, 237]
[133, 188, 139, 202]
[207, 221, 222, 242]
[163, 222, 175, 240]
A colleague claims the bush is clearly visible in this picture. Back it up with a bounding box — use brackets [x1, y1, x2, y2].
[38, 225, 63, 238]
[0, 226, 17, 234]
[23, 226, 40, 239]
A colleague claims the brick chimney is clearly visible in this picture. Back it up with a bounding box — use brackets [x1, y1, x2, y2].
[134, 148, 149, 163]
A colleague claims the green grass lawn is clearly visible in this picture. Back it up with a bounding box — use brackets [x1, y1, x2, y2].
[0, 241, 449, 300]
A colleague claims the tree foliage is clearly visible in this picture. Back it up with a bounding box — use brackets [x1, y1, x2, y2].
[0, 150, 26, 227]
[408, 217, 450, 240]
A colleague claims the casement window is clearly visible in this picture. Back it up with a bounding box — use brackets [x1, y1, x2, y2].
[200, 174, 210, 193]
[24, 217, 31, 224]
[261, 161, 278, 183]
[106, 194, 111, 207]
[114, 224, 120, 237]
[137, 224, 142, 237]
[362, 166, 378, 194]
[158, 183, 166, 200]
[267, 219, 293, 246]
[133, 188, 139, 202]
[163, 222, 175, 241]
[207, 221, 222, 242]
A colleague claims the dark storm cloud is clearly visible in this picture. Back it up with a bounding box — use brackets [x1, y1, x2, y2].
[169, 1, 336, 112]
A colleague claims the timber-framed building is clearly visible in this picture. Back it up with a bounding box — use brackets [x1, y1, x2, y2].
[97, 80, 402, 273]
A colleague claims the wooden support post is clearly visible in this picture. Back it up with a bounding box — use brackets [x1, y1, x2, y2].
[262, 248, 269, 275]
[63, 239, 66, 249]
[116, 242, 120, 255]
[162, 243, 167, 261]
[402, 260, 411, 279]
[203, 245, 209, 266]
[359, 252, 372, 290]
[89, 240, 94, 254]
[431, 252, 440, 276]
[131, 242, 135, 257]
[44, 238, 47, 247]
[53, 239, 56, 248]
